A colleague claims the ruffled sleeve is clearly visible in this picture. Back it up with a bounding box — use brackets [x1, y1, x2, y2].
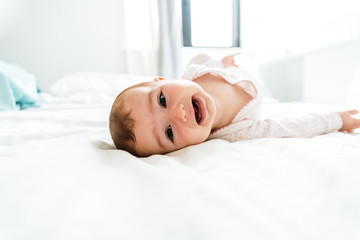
[209, 112, 343, 142]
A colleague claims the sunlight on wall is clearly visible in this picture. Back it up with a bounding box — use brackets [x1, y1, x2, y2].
[241, 0, 360, 63]
[0, 0, 28, 37]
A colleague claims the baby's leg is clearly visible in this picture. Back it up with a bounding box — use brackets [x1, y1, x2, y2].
[186, 54, 211, 66]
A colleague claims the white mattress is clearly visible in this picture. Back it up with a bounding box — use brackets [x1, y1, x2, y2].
[1, 85, 360, 239]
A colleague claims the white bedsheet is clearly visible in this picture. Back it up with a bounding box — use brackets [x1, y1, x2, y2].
[1, 99, 360, 240]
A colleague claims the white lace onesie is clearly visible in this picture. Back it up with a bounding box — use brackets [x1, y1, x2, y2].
[181, 59, 343, 142]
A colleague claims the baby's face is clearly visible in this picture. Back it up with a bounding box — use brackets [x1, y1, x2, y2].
[122, 79, 216, 156]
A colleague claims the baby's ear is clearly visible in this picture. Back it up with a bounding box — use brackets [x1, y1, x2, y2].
[154, 77, 166, 81]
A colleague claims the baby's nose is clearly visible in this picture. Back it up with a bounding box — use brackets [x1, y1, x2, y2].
[173, 103, 187, 123]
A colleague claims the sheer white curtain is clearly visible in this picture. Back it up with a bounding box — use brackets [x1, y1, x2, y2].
[120, 0, 159, 76]
[120, 0, 181, 78]
[158, 0, 182, 78]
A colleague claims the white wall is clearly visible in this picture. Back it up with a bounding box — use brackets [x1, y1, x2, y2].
[0, 0, 126, 91]
[259, 38, 360, 105]
[240, 0, 360, 104]
[240, 0, 360, 64]
[303, 39, 360, 105]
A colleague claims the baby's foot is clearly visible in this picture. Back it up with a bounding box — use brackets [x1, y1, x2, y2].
[186, 54, 210, 66]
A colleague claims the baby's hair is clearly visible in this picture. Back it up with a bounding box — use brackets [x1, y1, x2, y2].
[109, 81, 153, 156]
[109, 92, 136, 155]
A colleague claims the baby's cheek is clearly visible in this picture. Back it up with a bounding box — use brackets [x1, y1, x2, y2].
[193, 129, 209, 144]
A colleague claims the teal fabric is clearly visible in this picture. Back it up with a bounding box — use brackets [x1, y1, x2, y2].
[0, 60, 38, 111]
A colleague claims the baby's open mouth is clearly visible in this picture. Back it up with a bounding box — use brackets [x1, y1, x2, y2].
[192, 98, 202, 124]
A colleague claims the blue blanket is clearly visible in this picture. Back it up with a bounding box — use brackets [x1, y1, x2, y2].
[0, 60, 38, 111]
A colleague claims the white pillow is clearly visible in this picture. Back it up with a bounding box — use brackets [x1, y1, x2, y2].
[347, 65, 360, 107]
[50, 72, 153, 97]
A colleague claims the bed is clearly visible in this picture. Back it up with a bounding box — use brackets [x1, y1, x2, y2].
[1, 72, 360, 240]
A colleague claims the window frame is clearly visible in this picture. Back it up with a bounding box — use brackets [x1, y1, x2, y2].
[181, 0, 240, 48]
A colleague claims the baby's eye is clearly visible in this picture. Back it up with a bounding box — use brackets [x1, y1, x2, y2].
[166, 125, 173, 142]
[159, 92, 166, 108]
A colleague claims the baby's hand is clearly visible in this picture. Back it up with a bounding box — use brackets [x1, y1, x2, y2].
[339, 110, 360, 133]
[221, 53, 240, 68]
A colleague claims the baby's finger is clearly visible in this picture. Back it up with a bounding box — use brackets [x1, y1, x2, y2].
[349, 109, 359, 115]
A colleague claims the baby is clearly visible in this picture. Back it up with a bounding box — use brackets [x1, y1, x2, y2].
[109, 54, 360, 157]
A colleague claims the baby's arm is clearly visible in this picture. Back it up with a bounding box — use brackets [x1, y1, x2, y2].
[223, 112, 348, 141]
[189, 54, 240, 69]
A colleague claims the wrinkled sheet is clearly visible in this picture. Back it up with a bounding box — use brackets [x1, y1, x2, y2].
[1, 100, 360, 240]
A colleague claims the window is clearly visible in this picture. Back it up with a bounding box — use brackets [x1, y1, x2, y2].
[182, 0, 240, 47]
